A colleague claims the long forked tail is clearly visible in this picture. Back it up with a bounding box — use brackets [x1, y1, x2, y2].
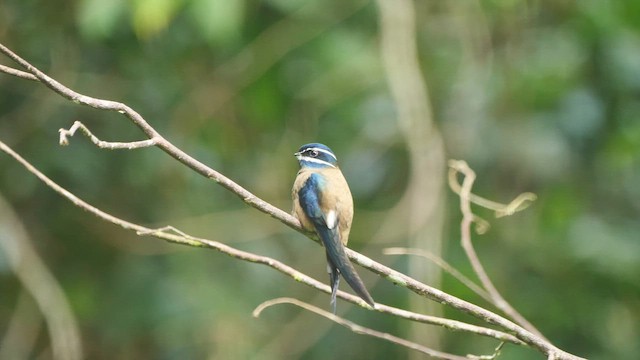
[320, 228, 375, 308]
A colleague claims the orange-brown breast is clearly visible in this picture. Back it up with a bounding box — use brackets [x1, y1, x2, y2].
[292, 167, 354, 245]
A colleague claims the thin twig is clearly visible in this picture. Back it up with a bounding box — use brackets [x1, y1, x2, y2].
[0, 140, 524, 346]
[383, 247, 492, 303]
[448, 166, 537, 218]
[0, 291, 42, 359]
[254, 298, 472, 360]
[467, 342, 505, 360]
[59, 121, 157, 149]
[0, 196, 83, 360]
[0, 64, 38, 81]
[0, 43, 585, 360]
[449, 160, 548, 342]
[0, 42, 302, 234]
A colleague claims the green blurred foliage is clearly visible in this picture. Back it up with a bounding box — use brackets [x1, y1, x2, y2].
[1, 0, 639, 359]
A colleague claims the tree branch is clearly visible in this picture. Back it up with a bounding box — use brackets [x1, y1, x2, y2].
[0, 139, 524, 347]
[376, 0, 448, 349]
[0, 64, 38, 81]
[383, 247, 492, 303]
[59, 121, 156, 149]
[449, 160, 548, 341]
[447, 164, 537, 218]
[0, 197, 82, 360]
[0, 43, 585, 359]
[254, 298, 473, 360]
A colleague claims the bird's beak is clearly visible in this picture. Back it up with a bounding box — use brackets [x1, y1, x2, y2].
[294, 151, 301, 159]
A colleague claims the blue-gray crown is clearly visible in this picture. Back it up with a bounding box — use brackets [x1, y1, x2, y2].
[295, 143, 338, 168]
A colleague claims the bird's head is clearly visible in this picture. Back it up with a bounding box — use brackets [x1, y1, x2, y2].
[294, 143, 338, 169]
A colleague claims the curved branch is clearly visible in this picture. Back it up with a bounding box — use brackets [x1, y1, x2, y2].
[0, 139, 523, 346]
[0, 43, 585, 360]
[0, 196, 83, 360]
[0, 291, 42, 359]
[0, 42, 300, 233]
[0, 64, 38, 81]
[254, 298, 472, 360]
[376, 0, 448, 349]
[447, 164, 537, 218]
[449, 160, 547, 341]
[383, 247, 492, 303]
[59, 121, 156, 149]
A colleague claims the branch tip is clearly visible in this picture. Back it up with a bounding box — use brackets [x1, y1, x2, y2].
[447, 159, 537, 218]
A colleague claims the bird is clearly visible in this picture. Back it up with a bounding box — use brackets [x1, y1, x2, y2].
[291, 143, 375, 312]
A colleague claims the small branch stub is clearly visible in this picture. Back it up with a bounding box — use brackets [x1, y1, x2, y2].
[59, 121, 156, 149]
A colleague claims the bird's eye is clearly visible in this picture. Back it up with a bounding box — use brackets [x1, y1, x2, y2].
[309, 150, 319, 157]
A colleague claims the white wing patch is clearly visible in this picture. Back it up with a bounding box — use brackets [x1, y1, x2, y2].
[326, 210, 337, 229]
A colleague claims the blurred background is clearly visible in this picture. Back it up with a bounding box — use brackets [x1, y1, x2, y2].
[1, 0, 639, 359]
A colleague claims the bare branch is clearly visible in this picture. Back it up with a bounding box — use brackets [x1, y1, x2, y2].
[448, 161, 537, 218]
[0, 42, 301, 234]
[254, 298, 474, 360]
[0, 140, 524, 347]
[376, 0, 448, 349]
[0, 291, 42, 359]
[449, 160, 548, 342]
[0, 63, 38, 81]
[383, 247, 492, 303]
[59, 121, 156, 149]
[0, 196, 83, 360]
[467, 342, 505, 360]
[0, 43, 586, 359]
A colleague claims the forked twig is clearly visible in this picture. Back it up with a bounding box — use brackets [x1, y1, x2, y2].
[59, 121, 156, 149]
[0, 140, 524, 346]
[383, 247, 492, 302]
[449, 160, 548, 341]
[0, 43, 585, 360]
[448, 163, 537, 218]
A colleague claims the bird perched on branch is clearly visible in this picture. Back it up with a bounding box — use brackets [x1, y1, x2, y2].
[292, 143, 375, 312]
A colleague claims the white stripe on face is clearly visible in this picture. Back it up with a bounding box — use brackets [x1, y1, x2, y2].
[297, 156, 336, 168]
[308, 147, 337, 160]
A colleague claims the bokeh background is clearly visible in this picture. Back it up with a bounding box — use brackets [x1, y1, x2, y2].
[1, 0, 639, 359]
